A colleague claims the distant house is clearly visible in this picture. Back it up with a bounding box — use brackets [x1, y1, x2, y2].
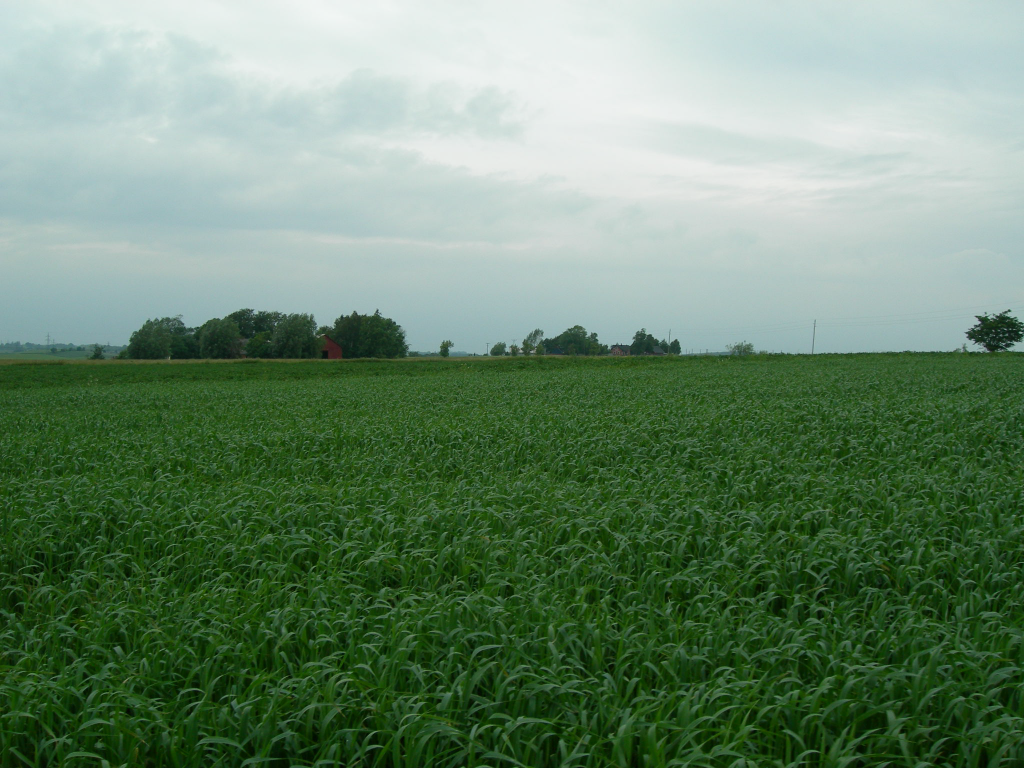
[610, 344, 631, 356]
[321, 335, 343, 360]
[650, 346, 666, 356]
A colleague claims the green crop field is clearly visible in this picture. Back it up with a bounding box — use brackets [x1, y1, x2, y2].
[1, 354, 1022, 767]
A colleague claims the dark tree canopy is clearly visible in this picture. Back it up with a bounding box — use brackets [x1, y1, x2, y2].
[727, 341, 756, 356]
[271, 314, 320, 359]
[227, 309, 285, 339]
[440, 340, 454, 358]
[521, 329, 544, 355]
[489, 341, 507, 357]
[630, 329, 658, 355]
[126, 316, 198, 360]
[966, 311, 1024, 352]
[245, 331, 273, 359]
[543, 326, 606, 356]
[198, 318, 242, 359]
[331, 310, 408, 358]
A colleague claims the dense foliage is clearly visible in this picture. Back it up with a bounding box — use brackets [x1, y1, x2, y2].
[123, 309, 328, 360]
[227, 309, 286, 339]
[198, 317, 243, 359]
[966, 310, 1024, 352]
[543, 325, 608, 355]
[125, 315, 199, 359]
[269, 313, 321, 359]
[1, 354, 1022, 766]
[331, 310, 408, 358]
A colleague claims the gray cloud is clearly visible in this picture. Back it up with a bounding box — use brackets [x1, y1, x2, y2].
[0, 24, 586, 244]
[0, 126, 592, 242]
[648, 122, 836, 166]
[0, 25, 525, 139]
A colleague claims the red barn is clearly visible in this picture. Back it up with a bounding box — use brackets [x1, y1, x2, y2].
[321, 335, 343, 360]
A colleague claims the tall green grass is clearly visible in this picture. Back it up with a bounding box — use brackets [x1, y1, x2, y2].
[1, 354, 1022, 766]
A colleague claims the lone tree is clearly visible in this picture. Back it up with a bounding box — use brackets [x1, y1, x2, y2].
[521, 328, 544, 355]
[727, 341, 755, 356]
[89, 344, 105, 360]
[439, 340, 454, 357]
[966, 310, 1024, 352]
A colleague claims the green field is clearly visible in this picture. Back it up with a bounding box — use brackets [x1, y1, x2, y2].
[0, 349, 97, 362]
[2, 354, 1022, 767]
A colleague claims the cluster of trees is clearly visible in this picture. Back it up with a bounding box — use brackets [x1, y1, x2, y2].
[485, 326, 680, 356]
[630, 329, 681, 355]
[726, 341, 757, 356]
[122, 309, 407, 360]
[117, 309, 1023, 362]
[330, 311, 408, 359]
[488, 326, 605, 356]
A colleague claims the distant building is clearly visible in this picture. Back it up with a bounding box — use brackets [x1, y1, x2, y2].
[321, 335, 343, 360]
[610, 344, 631, 356]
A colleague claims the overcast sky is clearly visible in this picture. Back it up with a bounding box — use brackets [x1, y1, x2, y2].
[2, 1, 1022, 353]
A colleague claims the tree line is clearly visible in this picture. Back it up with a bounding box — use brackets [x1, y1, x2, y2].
[121, 309, 408, 360]
[119, 309, 1024, 361]
[487, 326, 681, 357]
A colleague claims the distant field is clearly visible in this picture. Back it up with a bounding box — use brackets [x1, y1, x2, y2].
[0, 349, 96, 361]
[1, 354, 1022, 766]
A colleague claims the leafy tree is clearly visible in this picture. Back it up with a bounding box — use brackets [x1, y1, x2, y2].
[966, 310, 1024, 352]
[509, 344, 521, 356]
[89, 344, 105, 360]
[199, 318, 242, 359]
[544, 326, 607, 356]
[172, 329, 200, 359]
[271, 313, 320, 358]
[727, 341, 755, 356]
[245, 331, 273, 359]
[630, 329, 657, 355]
[489, 341, 507, 356]
[440, 340, 454, 357]
[127, 320, 170, 359]
[522, 329, 544, 355]
[127, 316, 196, 359]
[331, 310, 408, 358]
[228, 309, 286, 339]
[668, 339, 681, 355]
[254, 311, 284, 336]
[226, 308, 257, 338]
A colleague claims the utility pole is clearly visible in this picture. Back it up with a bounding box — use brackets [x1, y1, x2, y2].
[811, 320, 817, 355]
